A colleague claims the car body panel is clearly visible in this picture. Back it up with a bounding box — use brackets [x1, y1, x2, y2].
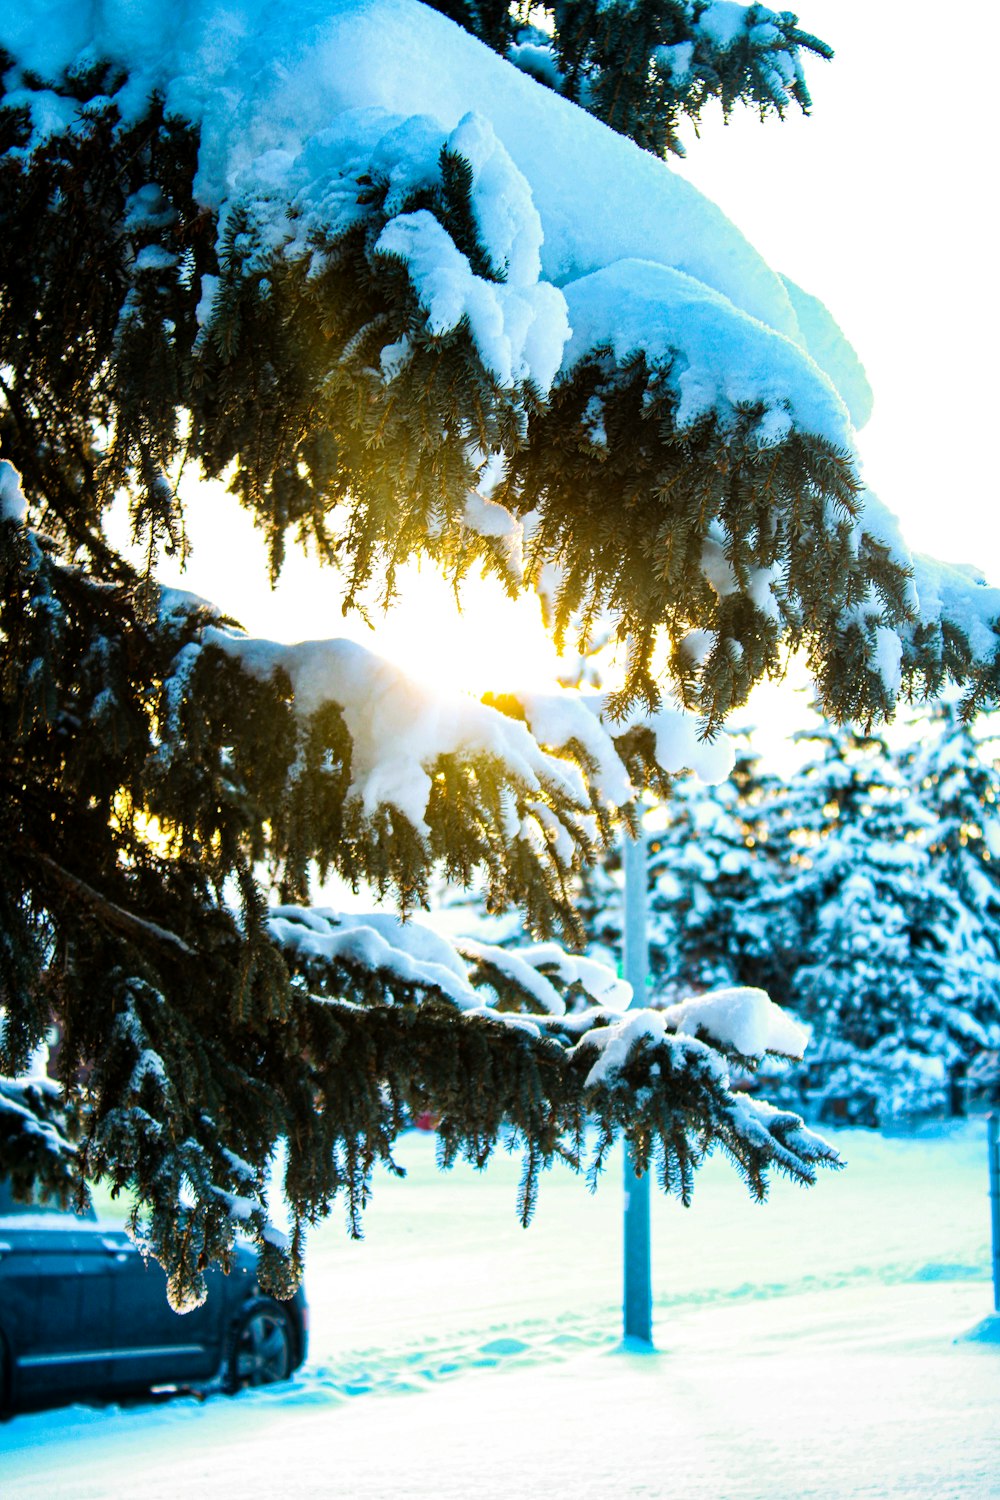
[97, 1228, 231, 1393]
[0, 1183, 307, 1411]
[0, 1214, 113, 1402]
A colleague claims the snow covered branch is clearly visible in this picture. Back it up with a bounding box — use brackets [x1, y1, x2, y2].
[151, 585, 733, 937]
[502, 0, 833, 159]
[0, 1061, 79, 1208]
[269, 905, 840, 1232]
[3, 0, 997, 725]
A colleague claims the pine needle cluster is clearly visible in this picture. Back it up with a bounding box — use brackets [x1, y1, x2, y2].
[430, 0, 833, 158]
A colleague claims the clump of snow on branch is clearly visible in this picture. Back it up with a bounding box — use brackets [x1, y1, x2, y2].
[563, 260, 852, 450]
[619, 700, 735, 785]
[271, 907, 633, 1017]
[1, 0, 854, 425]
[159, 592, 733, 835]
[267, 906, 823, 1119]
[572, 1009, 687, 1090]
[458, 937, 633, 1013]
[373, 112, 570, 392]
[779, 275, 873, 431]
[206, 626, 586, 833]
[0, 460, 27, 524]
[662, 987, 808, 1060]
[853, 491, 1000, 698]
[374, 206, 568, 393]
[269, 905, 483, 1009]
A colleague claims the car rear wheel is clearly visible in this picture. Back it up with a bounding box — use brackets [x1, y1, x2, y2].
[224, 1299, 294, 1393]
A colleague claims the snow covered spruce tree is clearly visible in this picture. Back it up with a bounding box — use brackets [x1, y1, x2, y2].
[910, 701, 1000, 935]
[905, 702, 1000, 1104]
[643, 746, 787, 1000]
[761, 726, 1000, 1125]
[3, 0, 1000, 1306]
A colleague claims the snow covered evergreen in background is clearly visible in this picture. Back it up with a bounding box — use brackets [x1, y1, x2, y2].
[769, 727, 977, 1125]
[911, 701, 1000, 934]
[3, 0, 1000, 1302]
[601, 715, 1000, 1126]
[645, 746, 786, 1000]
[577, 744, 784, 994]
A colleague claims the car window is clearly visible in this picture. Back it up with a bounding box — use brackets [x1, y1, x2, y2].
[0, 1178, 97, 1221]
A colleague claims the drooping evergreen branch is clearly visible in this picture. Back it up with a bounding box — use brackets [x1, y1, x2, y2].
[29, 854, 196, 958]
[79, 928, 840, 1307]
[3, 70, 996, 729]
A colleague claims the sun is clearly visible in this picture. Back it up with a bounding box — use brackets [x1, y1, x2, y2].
[127, 478, 568, 698]
[357, 565, 567, 697]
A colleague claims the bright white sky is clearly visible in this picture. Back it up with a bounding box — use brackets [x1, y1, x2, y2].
[151, 0, 999, 716]
[672, 0, 1000, 576]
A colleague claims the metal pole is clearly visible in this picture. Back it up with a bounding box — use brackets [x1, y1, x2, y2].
[622, 823, 653, 1348]
[989, 1111, 1000, 1315]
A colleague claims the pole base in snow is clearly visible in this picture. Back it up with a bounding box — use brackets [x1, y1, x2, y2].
[615, 1334, 660, 1356]
[955, 1313, 1000, 1345]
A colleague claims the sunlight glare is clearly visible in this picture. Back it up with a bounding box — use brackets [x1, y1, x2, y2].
[122, 479, 568, 697]
[358, 566, 567, 696]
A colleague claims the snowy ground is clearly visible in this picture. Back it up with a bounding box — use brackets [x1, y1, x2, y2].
[3, 1121, 999, 1498]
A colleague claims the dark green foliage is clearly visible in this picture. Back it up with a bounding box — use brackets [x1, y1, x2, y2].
[1, 66, 976, 731]
[548, 0, 832, 158]
[188, 136, 534, 600]
[0, 508, 640, 1302]
[271, 937, 840, 1237]
[0, 13, 986, 1304]
[0, 80, 205, 572]
[501, 351, 879, 727]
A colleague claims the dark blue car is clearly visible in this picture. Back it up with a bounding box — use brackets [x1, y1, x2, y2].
[0, 1181, 307, 1412]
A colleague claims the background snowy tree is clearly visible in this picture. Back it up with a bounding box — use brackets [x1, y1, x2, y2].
[762, 723, 1000, 1123]
[632, 722, 1000, 1125]
[3, 0, 1000, 1303]
[644, 746, 787, 999]
[768, 727, 955, 1124]
[911, 702, 1000, 931]
[905, 703, 1000, 1108]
